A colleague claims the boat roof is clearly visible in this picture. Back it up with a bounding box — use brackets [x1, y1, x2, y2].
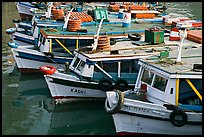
[40, 22, 163, 39]
[138, 46, 202, 79]
[74, 35, 201, 62]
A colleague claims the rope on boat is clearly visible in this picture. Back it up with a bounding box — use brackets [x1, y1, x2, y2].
[67, 19, 82, 32]
[97, 35, 111, 50]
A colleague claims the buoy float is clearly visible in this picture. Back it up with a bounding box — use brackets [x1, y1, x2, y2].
[39, 65, 56, 75]
[6, 28, 16, 35]
[7, 42, 19, 48]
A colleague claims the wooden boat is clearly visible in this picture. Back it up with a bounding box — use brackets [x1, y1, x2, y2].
[8, 2, 167, 49]
[16, 2, 47, 21]
[42, 28, 201, 103]
[105, 30, 202, 135]
[9, 14, 170, 74]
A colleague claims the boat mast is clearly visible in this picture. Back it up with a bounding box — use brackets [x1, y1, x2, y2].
[63, 7, 74, 31]
[46, 2, 53, 18]
[92, 17, 105, 51]
[176, 28, 187, 64]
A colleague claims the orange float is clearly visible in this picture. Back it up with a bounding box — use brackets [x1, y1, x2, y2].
[39, 65, 56, 75]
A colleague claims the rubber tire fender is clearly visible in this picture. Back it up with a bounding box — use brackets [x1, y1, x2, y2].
[128, 33, 141, 41]
[98, 78, 113, 91]
[105, 89, 124, 114]
[115, 78, 129, 91]
[170, 109, 188, 127]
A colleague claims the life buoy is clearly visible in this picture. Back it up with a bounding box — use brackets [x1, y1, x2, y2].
[128, 33, 141, 41]
[170, 109, 188, 127]
[7, 42, 19, 48]
[98, 79, 113, 91]
[115, 78, 129, 91]
[105, 89, 124, 114]
[6, 28, 16, 35]
[39, 65, 56, 75]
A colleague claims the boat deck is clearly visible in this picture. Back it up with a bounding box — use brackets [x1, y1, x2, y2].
[78, 36, 202, 62]
[41, 22, 163, 38]
[139, 46, 202, 77]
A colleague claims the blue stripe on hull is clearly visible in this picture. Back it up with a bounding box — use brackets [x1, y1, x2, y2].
[17, 51, 73, 64]
[14, 35, 34, 44]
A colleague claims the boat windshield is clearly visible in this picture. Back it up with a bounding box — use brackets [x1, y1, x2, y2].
[141, 69, 154, 85]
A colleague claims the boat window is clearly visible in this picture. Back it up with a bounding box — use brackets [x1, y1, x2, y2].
[152, 74, 168, 92]
[76, 60, 85, 71]
[95, 61, 118, 72]
[178, 79, 202, 105]
[121, 60, 139, 73]
[73, 57, 80, 68]
[141, 69, 154, 85]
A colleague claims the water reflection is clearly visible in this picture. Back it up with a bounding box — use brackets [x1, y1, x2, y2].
[46, 100, 115, 135]
[2, 72, 115, 135]
[2, 73, 52, 135]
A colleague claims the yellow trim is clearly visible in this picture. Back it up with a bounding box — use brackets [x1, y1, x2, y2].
[186, 79, 202, 101]
[55, 39, 72, 55]
[49, 39, 52, 53]
[76, 39, 79, 50]
[175, 78, 179, 106]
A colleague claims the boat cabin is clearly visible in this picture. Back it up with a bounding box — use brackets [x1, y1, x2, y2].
[135, 46, 202, 112]
[67, 40, 173, 88]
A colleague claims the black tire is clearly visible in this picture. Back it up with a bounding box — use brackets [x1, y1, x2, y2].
[170, 109, 188, 127]
[128, 33, 141, 41]
[105, 89, 124, 114]
[115, 78, 129, 91]
[98, 79, 113, 91]
[110, 38, 116, 45]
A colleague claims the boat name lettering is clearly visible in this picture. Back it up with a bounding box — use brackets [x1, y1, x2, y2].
[124, 105, 150, 112]
[70, 88, 86, 94]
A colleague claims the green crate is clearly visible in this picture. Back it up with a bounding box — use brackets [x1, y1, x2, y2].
[145, 29, 164, 44]
[94, 9, 109, 22]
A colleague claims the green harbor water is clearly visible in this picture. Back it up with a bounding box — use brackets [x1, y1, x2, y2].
[2, 2, 202, 135]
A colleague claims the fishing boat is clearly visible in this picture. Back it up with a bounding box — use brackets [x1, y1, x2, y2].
[105, 28, 202, 135]
[41, 26, 201, 103]
[16, 2, 47, 21]
[9, 12, 169, 74]
[7, 2, 167, 49]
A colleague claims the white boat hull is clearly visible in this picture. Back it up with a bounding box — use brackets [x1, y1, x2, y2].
[16, 2, 34, 21]
[106, 91, 202, 135]
[44, 74, 107, 99]
[112, 113, 202, 135]
[11, 48, 70, 72]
